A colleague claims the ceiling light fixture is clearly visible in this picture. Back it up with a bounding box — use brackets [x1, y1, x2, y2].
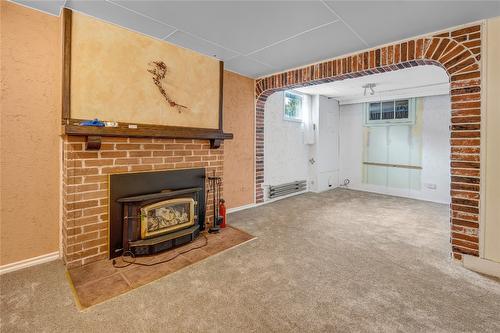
[362, 83, 376, 96]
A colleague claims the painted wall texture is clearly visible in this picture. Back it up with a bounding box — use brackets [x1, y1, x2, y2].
[484, 17, 500, 263]
[223, 71, 255, 209]
[0, 1, 62, 265]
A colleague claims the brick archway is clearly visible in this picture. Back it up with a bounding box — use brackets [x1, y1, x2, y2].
[255, 25, 482, 260]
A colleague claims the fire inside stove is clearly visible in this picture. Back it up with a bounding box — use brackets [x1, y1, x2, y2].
[140, 198, 195, 239]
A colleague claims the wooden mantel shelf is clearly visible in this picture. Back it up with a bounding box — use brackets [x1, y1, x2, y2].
[63, 124, 233, 150]
[63, 124, 233, 140]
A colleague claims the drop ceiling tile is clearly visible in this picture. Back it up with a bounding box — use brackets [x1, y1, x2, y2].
[12, 0, 65, 16]
[251, 22, 366, 74]
[112, 1, 338, 54]
[65, 0, 175, 40]
[166, 31, 240, 61]
[326, 1, 500, 47]
[224, 56, 274, 78]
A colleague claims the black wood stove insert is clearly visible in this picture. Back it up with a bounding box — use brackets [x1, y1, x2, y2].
[109, 168, 206, 259]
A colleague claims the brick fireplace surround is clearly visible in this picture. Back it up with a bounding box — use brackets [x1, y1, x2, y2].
[63, 136, 223, 268]
[255, 24, 483, 261]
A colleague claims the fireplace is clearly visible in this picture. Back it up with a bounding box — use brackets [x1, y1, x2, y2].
[118, 187, 202, 256]
[141, 197, 195, 238]
[109, 168, 206, 258]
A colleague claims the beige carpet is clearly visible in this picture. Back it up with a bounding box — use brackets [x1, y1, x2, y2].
[1, 189, 499, 332]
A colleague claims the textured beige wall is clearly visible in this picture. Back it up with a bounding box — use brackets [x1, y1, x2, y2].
[223, 71, 255, 209]
[0, 1, 61, 265]
[484, 17, 500, 263]
[71, 12, 220, 129]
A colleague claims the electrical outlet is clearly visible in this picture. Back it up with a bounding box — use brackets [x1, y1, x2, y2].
[424, 183, 437, 190]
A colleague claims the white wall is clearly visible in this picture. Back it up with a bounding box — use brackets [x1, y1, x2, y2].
[339, 95, 451, 204]
[421, 96, 452, 203]
[264, 91, 310, 199]
[309, 96, 340, 192]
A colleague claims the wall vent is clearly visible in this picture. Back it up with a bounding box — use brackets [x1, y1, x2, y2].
[268, 180, 307, 199]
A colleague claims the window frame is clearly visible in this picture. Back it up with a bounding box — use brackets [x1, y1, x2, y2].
[363, 98, 416, 126]
[283, 91, 304, 123]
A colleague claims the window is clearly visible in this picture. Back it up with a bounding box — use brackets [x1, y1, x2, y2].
[284, 91, 303, 122]
[362, 97, 422, 190]
[364, 98, 415, 125]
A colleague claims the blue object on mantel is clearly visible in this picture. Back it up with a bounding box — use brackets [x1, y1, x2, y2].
[79, 119, 105, 127]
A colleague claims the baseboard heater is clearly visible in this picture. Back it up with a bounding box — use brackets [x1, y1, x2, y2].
[268, 180, 307, 199]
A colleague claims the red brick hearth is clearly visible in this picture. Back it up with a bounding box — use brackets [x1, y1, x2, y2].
[62, 136, 223, 268]
[255, 24, 483, 261]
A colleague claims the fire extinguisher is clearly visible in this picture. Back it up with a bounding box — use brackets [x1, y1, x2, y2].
[219, 198, 226, 228]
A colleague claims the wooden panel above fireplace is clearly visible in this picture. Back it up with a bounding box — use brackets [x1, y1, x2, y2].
[60, 9, 233, 150]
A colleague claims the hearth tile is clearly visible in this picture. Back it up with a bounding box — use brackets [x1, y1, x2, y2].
[67, 227, 255, 308]
[128, 250, 193, 272]
[228, 229, 255, 244]
[182, 235, 210, 251]
[74, 273, 131, 308]
[158, 255, 193, 272]
[181, 248, 211, 263]
[68, 259, 118, 287]
[203, 240, 232, 255]
[121, 264, 172, 288]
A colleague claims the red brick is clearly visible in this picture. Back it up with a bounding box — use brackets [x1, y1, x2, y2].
[102, 166, 128, 174]
[84, 159, 114, 167]
[450, 131, 480, 138]
[66, 183, 99, 194]
[66, 152, 98, 159]
[129, 138, 153, 143]
[153, 163, 175, 170]
[174, 150, 192, 156]
[130, 164, 153, 172]
[451, 25, 480, 37]
[165, 156, 183, 163]
[116, 144, 141, 150]
[451, 168, 480, 177]
[115, 158, 140, 165]
[451, 93, 480, 102]
[84, 175, 108, 183]
[175, 162, 193, 168]
[82, 206, 107, 217]
[153, 151, 174, 157]
[143, 144, 164, 150]
[129, 151, 152, 157]
[66, 200, 99, 211]
[451, 109, 480, 117]
[99, 144, 114, 151]
[100, 151, 127, 158]
[451, 147, 480, 154]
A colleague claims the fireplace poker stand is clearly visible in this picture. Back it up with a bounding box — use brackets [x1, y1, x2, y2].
[207, 172, 223, 234]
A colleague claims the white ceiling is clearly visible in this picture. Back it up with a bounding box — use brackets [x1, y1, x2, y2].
[12, 1, 500, 78]
[295, 66, 450, 104]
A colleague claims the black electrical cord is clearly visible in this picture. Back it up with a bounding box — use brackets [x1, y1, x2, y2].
[112, 233, 208, 268]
